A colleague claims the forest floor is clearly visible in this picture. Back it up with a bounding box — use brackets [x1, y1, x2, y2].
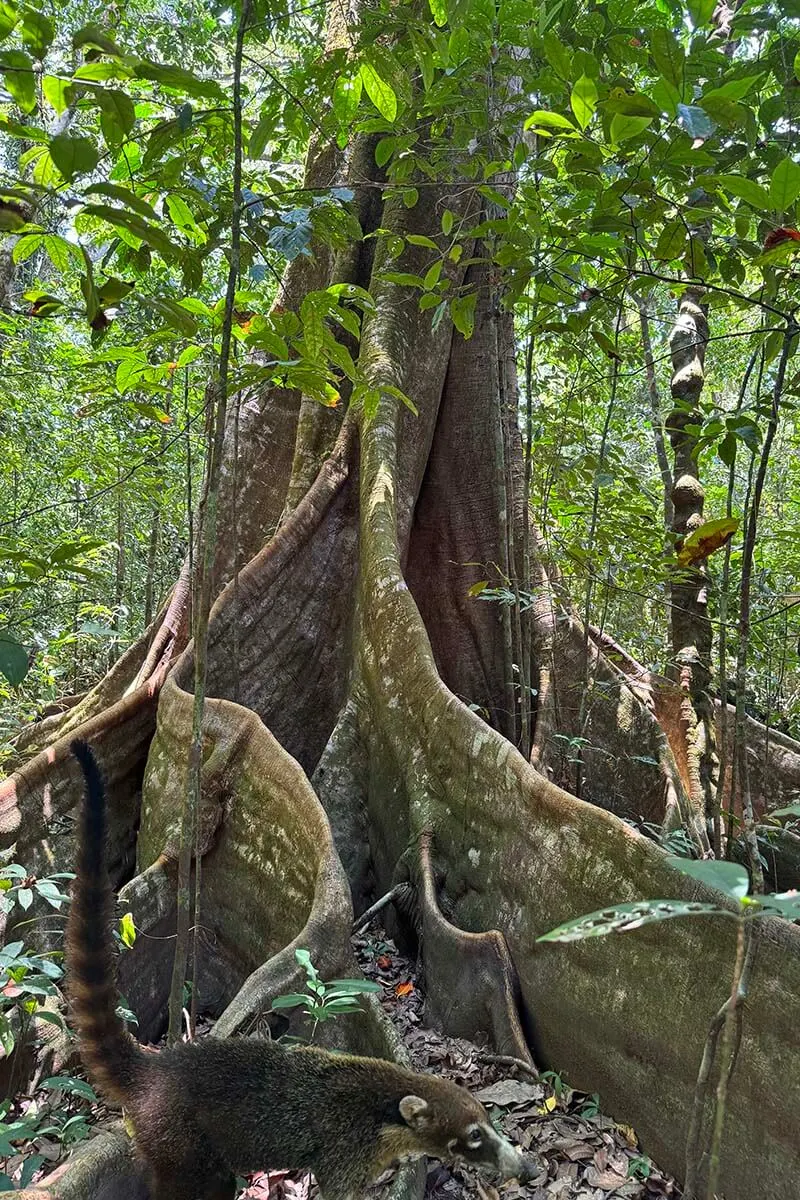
[241, 927, 679, 1200]
[5, 928, 679, 1197]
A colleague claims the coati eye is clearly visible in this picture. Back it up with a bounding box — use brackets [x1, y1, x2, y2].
[465, 1125, 483, 1150]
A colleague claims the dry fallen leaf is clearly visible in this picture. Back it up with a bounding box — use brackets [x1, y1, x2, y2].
[475, 1079, 542, 1106]
[395, 980, 414, 996]
[584, 1165, 628, 1191]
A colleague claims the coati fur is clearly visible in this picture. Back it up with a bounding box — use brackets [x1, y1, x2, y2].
[66, 739, 537, 1200]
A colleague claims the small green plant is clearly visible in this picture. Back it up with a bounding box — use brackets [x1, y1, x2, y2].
[0, 861, 101, 1189]
[0, 860, 73, 917]
[539, 1068, 571, 1103]
[578, 1091, 600, 1119]
[270, 948, 382, 1042]
[627, 1155, 651, 1181]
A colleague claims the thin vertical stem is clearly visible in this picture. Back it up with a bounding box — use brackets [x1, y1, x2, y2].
[168, 0, 251, 1042]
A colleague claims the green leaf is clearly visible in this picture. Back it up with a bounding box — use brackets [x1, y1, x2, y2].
[651, 75, 679, 117]
[332, 72, 362, 125]
[538, 898, 730, 942]
[677, 104, 715, 140]
[0, 49, 36, 112]
[711, 173, 770, 211]
[770, 803, 800, 819]
[12, 232, 43, 263]
[42, 234, 78, 273]
[81, 203, 177, 261]
[42, 74, 73, 113]
[0, 634, 29, 686]
[35, 1009, 65, 1030]
[524, 109, 577, 132]
[375, 136, 395, 168]
[83, 183, 158, 223]
[381, 383, 418, 416]
[451, 291, 477, 338]
[326, 978, 383, 994]
[0, 0, 18, 40]
[49, 134, 99, 182]
[119, 912, 136, 948]
[133, 58, 225, 101]
[753, 891, 800, 921]
[17, 887, 33, 909]
[97, 277, 134, 305]
[19, 4, 53, 57]
[542, 32, 571, 79]
[96, 89, 136, 145]
[718, 432, 736, 467]
[165, 193, 202, 239]
[0, 1015, 15, 1057]
[41, 1076, 98, 1102]
[654, 219, 686, 261]
[148, 296, 199, 337]
[115, 356, 147, 393]
[666, 856, 750, 900]
[570, 75, 597, 131]
[592, 329, 621, 359]
[177, 344, 203, 368]
[428, 0, 447, 27]
[687, 0, 715, 26]
[382, 271, 425, 288]
[270, 994, 308, 1010]
[423, 260, 442, 290]
[73, 61, 132, 81]
[702, 75, 762, 103]
[72, 24, 123, 55]
[359, 61, 397, 121]
[610, 113, 653, 142]
[650, 29, 684, 88]
[769, 157, 800, 212]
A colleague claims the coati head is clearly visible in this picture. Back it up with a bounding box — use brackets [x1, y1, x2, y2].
[394, 1090, 538, 1182]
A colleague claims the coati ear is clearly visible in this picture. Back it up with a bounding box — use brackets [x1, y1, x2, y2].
[399, 1095, 430, 1129]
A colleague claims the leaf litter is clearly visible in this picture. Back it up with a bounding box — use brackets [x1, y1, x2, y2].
[244, 928, 678, 1198]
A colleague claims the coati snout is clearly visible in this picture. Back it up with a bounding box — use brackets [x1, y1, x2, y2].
[66, 740, 538, 1200]
[396, 1092, 538, 1181]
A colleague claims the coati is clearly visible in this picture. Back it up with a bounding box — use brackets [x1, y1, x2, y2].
[66, 739, 538, 1200]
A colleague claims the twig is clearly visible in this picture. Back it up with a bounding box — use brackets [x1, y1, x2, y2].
[477, 1053, 540, 1081]
[683, 922, 756, 1199]
[352, 883, 410, 933]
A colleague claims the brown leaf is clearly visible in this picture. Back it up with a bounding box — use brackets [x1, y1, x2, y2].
[584, 1165, 629, 1191]
[395, 980, 414, 996]
[475, 1079, 542, 1106]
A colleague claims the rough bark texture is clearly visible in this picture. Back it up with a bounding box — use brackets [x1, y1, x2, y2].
[666, 287, 715, 840]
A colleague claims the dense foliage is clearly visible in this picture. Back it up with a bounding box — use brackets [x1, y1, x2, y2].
[2, 0, 800, 741]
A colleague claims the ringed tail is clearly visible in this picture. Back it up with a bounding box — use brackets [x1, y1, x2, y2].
[66, 738, 141, 1104]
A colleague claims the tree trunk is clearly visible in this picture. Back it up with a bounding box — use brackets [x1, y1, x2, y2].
[666, 287, 715, 845]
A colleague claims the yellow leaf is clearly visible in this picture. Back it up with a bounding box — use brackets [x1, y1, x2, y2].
[617, 1123, 638, 1147]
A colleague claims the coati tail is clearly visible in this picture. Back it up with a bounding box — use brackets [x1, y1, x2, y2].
[66, 739, 141, 1104]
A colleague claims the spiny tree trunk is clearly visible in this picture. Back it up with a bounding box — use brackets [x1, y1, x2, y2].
[3, 75, 800, 1200]
[665, 287, 715, 845]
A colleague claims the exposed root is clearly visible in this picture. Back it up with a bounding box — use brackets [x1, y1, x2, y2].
[416, 831, 535, 1065]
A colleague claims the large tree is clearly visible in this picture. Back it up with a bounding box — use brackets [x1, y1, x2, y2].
[3, 0, 800, 1196]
